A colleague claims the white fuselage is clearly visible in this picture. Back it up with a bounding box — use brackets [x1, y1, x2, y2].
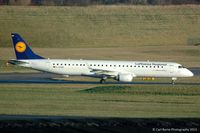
[18, 59, 193, 80]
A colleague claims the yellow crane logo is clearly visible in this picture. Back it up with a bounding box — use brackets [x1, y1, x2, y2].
[15, 42, 26, 53]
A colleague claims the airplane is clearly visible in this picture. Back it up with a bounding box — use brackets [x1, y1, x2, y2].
[8, 33, 194, 84]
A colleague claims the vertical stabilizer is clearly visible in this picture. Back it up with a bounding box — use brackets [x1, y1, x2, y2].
[11, 33, 44, 60]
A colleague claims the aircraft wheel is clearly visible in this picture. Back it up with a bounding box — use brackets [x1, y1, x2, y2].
[171, 77, 177, 85]
[100, 79, 106, 84]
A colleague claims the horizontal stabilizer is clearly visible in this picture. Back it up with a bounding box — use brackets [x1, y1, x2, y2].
[8, 59, 28, 65]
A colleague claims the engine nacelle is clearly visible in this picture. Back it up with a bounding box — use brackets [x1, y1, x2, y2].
[117, 73, 133, 82]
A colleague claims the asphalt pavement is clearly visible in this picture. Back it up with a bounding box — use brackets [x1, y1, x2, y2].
[0, 68, 199, 85]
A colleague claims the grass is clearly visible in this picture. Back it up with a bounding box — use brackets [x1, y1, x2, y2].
[0, 5, 200, 48]
[0, 84, 199, 118]
[82, 85, 200, 96]
[187, 37, 200, 46]
[0, 5, 199, 70]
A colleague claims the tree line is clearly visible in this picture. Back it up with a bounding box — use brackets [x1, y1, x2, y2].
[0, 0, 200, 5]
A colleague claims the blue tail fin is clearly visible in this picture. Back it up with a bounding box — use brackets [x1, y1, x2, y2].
[11, 33, 44, 60]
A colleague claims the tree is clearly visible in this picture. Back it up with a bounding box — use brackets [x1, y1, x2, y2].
[31, 0, 42, 5]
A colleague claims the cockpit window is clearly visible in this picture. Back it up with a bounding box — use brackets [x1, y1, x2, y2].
[178, 65, 185, 69]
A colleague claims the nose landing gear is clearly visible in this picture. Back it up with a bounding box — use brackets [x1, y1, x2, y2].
[171, 77, 177, 85]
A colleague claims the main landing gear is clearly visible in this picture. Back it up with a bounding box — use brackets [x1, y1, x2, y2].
[171, 77, 177, 85]
[100, 79, 106, 84]
[100, 77, 107, 84]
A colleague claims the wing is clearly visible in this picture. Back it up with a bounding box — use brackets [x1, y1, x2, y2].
[89, 68, 119, 77]
[87, 64, 136, 79]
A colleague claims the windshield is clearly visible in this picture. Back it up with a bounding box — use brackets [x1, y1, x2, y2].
[178, 65, 185, 69]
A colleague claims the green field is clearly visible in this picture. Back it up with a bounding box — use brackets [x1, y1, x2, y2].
[0, 84, 199, 118]
[0, 5, 200, 70]
[0, 5, 200, 48]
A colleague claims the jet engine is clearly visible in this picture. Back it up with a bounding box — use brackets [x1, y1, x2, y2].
[117, 73, 133, 82]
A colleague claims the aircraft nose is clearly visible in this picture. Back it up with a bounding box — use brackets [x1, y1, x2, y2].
[188, 70, 194, 77]
[185, 69, 194, 77]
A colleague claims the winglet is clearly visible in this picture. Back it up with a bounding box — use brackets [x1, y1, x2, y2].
[11, 33, 44, 60]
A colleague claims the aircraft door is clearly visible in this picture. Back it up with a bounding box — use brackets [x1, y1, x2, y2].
[169, 64, 176, 76]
